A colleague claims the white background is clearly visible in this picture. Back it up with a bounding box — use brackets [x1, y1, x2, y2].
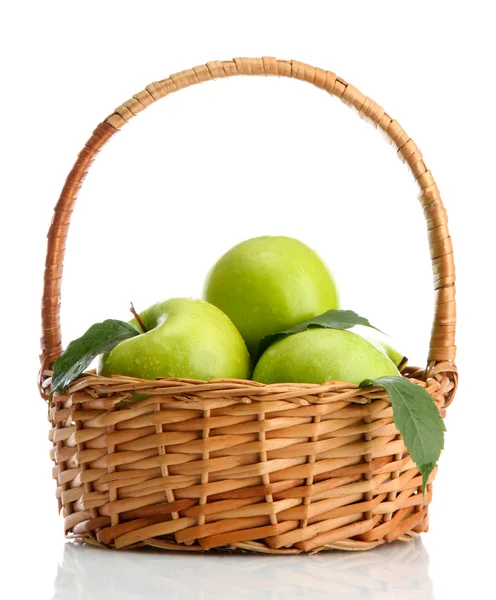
[1, 1, 495, 598]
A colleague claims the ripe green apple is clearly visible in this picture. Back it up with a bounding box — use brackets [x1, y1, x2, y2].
[204, 236, 339, 354]
[252, 328, 400, 385]
[98, 298, 250, 381]
[351, 326, 407, 369]
[362, 336, 407, 369]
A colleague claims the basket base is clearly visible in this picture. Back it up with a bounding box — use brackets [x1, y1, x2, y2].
[67, 528, 423, 554]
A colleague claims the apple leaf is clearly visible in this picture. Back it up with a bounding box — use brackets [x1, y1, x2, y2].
[51, 320, 140, 393]
[254, 309, 383, 361]
[360, 376, 446, 493]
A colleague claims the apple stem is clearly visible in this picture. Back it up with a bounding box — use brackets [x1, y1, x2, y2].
[398, 356, 408, 372]
[130, 302, 147, 333]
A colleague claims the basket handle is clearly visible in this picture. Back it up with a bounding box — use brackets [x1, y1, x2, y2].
[40, 57, 456, 378]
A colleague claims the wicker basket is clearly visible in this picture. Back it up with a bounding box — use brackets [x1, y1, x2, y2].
[40, 57, 457, 554]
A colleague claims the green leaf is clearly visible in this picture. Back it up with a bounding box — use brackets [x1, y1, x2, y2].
[360, 376, 446, 493]
[255, 309, 383, 361]
[51, 320, 140, 393]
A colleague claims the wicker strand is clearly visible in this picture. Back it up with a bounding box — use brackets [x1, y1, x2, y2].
[195, 408, 211, 536]
[154, 401, 179, 518]
[299, 410, 321, 530]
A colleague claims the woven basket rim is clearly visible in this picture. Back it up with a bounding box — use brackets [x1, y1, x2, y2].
[41, 363, 458, 407]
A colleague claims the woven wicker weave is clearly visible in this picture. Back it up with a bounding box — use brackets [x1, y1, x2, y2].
[40, 57, 457, 553]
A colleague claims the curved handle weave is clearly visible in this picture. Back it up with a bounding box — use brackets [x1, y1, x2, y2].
[41, 57, 456, 374]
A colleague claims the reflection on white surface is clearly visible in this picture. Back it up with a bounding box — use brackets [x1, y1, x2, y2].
[53, 537, 434, 600]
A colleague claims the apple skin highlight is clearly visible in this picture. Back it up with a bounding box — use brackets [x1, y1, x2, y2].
[98, 298, 251, 381]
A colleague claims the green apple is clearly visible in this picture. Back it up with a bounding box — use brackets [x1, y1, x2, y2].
[252, 328, 400, 385]
[351, 326, 407, 369]
[204, 236, 339, 354]
[98, 298, 250, 381]
[362, 336, 407, 369]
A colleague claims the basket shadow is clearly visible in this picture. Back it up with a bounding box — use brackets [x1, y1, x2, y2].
[52, 537, 434, 599]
